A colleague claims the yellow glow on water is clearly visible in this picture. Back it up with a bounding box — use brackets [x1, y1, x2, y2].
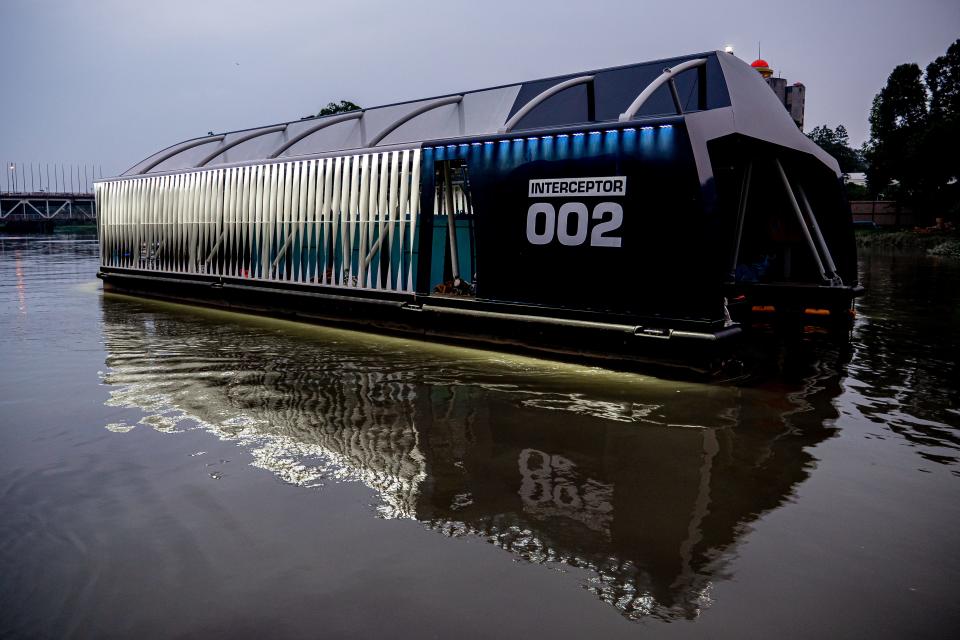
[98, 288, 709, 395]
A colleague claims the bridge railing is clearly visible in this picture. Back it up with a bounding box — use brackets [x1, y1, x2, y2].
[2, 162, 102, 195]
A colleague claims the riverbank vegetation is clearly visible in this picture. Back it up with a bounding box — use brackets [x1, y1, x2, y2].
[856, 229, 960, 257]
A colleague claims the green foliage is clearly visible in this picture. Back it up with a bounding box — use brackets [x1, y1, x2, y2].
[317, 100, 361, 117]
[807, 124, 865, 173]
[923, 40, 960, 219]
[865, 63, 928, 203]
[927, 40, 960, 117]
[844, 181, 870, 201]
[864, 40, 960, 220]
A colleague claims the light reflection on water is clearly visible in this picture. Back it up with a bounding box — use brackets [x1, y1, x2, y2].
[1, 235, 958, 636]
[96, 287, 849, 621]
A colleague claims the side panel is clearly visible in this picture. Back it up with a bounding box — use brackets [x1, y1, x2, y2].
[427, 124, 719, 319]
[96, 150, 421, 294]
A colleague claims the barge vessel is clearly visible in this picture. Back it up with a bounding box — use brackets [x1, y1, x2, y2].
[96, 51, 861, 372]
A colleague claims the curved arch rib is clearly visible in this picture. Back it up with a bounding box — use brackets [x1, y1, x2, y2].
[367, 95, 463, 147]
[618, 58, 707, 122]
[499, 75, 594, 133]
[139, 135, 224, 174]
[268, 111, 363, 159]
[195, 125, 287, 167]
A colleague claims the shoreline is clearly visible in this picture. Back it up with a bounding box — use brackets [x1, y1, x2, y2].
[855, 229, 960, 257]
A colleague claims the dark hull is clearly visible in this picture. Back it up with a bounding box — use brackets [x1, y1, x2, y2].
[98, 267, 741, 376]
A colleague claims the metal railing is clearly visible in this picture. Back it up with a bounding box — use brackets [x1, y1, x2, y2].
[3, 161, 102, 194]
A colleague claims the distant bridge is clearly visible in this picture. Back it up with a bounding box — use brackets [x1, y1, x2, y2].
[1, 190, 96, 225]
[2, 162, 99, 230]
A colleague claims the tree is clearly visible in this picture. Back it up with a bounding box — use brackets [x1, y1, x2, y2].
[301, 100, 362, 120]
[860, 40, 960, 220]
[864, 63, 928, 205]
[317, 100, 361, 117]
[926, 39, 960, 118]
[806, 124, 865, 173]
[924, 39, 960, 218]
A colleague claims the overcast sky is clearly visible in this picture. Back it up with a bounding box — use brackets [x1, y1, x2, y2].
[1, 0, 957, 178]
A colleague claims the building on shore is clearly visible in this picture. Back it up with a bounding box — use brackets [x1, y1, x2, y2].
[750, 58, 805, 130]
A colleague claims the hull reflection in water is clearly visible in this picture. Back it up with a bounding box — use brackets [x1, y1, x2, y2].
[100, 293, 843, 621]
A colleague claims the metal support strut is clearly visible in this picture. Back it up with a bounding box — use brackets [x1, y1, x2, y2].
[774, 158, 836, 285]
[619, 58, 707, 121]
[443, 163, 460, 280]
[729, 161, 753, 280]
[796, 183, 842, 285]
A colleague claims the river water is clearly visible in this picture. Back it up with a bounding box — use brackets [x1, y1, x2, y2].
[0, 235, 957, 639]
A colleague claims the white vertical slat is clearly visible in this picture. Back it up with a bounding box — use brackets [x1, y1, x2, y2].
[234, 167, 243, 277]
[233, 167, 243, 276]
[341, 156, 355, 286]
[397, 150, 411, 290]
[241, 165, 252, 277]
[346, 153, 361, 286]
[97, 182, 105, 265]
[263, 163, 276, 279]
[210, 170, 219, 274]
[125, 178, 134, 268]
[408, 149, 421, 292]
[236, 166, 246, 277]
[110, 181, 117, 266]
[130, 178, 140, 268]
[115, 181, 121, 266]
[123, 179, 131, 267]
[356, 154, 371, 288]
[255, 164, 266, 278]
[196, 171, 206, 272]
[97, 182, 106, 265]
[179, 174, 188, 272]
[213, 169, 225, 275]
[176, 173, 186, 273]
[151, 176, 159, 271]
[134, 178, 142, 268]
[164, 175, 173, 272]
[320, 158, 335, 285]
[117, 180, 124, 267]
[189, 172, 199, 272]
[208, 170, 218, 273]
[296, 161, 308, 282]
[154, 176, 167, 271]
[222, 168, 232, 276]
[142, 177, 151, 270]
[127, 179, 143, 268]
[233, 167, 243, 277]
[253, 164, 264, 278]
[278, 161, 292, 280]
[147, 176, 162, 271]
[223, 167, 234, 276]
[364, 153, 381, 288]
[165, 176, 174, 272]
[187, 171, 196, 272]
[321, 159, 331, 284]
[202, 170, 213, 273]
[204, 170, 213, 272]
[289, 161, 302, 282]
[152, 176, 161, 271]
[375, 152, 390, 289]
[386, 151, 400, 290]
[328, 157, 343, 286]
[305, 160, 318, 283]
[204, 170, 215, 273]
